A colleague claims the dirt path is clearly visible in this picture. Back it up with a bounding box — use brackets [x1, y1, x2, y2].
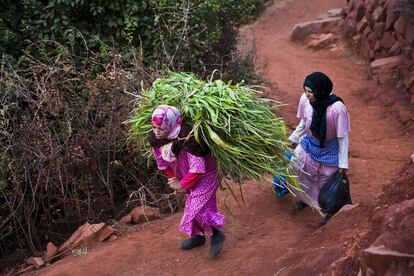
[30, 0, 414, 275]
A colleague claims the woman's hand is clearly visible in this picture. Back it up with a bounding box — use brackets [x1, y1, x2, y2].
[287, 140, 297, 150]
[168, 177, 182, 190]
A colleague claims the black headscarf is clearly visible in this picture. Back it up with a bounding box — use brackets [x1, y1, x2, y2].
[304, 72, 344, 147]
[149, 124, 210, 156]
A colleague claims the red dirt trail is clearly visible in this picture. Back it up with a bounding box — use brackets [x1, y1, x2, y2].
[28, 0, 414, 275]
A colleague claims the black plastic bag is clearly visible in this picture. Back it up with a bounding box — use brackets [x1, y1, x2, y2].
[318, 171, 352, 215]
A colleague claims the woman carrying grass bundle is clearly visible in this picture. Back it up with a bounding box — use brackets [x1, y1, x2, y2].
[149, 105, 225, 258]
[288, 72, 350, 225]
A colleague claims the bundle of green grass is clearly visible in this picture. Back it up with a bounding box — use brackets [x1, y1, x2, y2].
[129, 71, 300, 192]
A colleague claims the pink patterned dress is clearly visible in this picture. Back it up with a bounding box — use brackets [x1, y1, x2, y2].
[292, 93, 350, 207]
[153, 147, 224, 237]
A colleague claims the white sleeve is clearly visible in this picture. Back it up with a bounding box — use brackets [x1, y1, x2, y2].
[288, 118, 306, 144]
[338, 134, 349, 169]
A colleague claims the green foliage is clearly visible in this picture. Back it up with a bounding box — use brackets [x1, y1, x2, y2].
[0, 0, 263, 71]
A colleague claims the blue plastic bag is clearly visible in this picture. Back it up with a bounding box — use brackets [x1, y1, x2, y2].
[273, 151, 293, 197]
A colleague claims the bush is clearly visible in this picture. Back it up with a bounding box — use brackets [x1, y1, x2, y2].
[0, 43, 180, 261]
[0, 0, 264, 72]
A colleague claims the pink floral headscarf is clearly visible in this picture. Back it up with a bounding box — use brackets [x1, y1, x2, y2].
[151, 105, 182, 140]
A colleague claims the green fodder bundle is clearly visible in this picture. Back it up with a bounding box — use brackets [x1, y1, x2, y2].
[129, 71, 300, 191]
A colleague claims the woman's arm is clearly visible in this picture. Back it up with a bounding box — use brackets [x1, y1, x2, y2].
[180, 173, 202, 189]
[288, 118, 306, 144]
[181, 152, 206, 189]
[333, 102, 351, 172]
[152, 147, 168, 170]
[164, 167, 175, 178]
[168, 152, 207, 190]
[338, 134, 349, 170]
[167, 173, 202, 190]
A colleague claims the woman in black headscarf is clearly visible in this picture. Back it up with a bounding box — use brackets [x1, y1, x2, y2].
[288, 72, 351, 225]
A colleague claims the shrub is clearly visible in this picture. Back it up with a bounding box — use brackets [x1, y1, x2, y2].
[0, 0, 264, 72]
[0, 43, 178, 260]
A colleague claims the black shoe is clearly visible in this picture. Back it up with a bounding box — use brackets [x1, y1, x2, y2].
[291, 201, 308, 212]
[209, 230, 225, 258]
[180, 235, 206, 250]
[319, 214, 332, 225]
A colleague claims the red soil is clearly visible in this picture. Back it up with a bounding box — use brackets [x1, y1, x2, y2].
[27, 0, 414, 275]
